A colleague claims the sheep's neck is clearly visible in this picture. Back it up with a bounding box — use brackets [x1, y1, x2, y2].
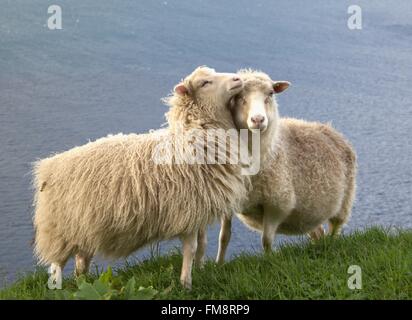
[167, 96, 235, 132]
[246, 123, 279, 161]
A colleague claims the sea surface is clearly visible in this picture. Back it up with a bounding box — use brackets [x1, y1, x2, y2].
[1, 0, 411, 285]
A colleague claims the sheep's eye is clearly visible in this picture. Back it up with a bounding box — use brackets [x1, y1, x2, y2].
[201, 80, 212, 88]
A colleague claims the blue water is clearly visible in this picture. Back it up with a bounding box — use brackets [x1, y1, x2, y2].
[1, 0, 412, 285]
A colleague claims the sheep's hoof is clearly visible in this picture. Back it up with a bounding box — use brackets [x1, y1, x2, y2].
[180, 278, 192, 291]
[195, 259, 205, 269]
[263, 248, 273, 254]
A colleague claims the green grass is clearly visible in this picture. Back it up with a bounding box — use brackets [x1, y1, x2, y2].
[1, 227, 411, 299]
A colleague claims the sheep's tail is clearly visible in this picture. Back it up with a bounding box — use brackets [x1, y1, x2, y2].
[32, 158, 74, 265]
[31, 159, 48, 250]
[31, 159, 44, 249]
[32, 159, 49, 194]
[32, 159, 50, 262]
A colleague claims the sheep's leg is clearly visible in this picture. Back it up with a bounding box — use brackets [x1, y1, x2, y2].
[180, 231, 198, 290]
[216, 216, 232, 264]
[195, 228, 207, 268]
[48, 263, 63, 289]
[48, 258, 69, 290]
[261, 206, 285, 253]
[328, 163, 356, 238]
[262, 218, 277, 252]
[308, 224, 325, 241]
[75, 251, 93, 276]
[328, 219, 344, 237]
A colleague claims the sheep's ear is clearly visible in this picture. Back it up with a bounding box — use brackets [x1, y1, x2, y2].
[174, 83, 189, 96]
[272, 81, 290, 94]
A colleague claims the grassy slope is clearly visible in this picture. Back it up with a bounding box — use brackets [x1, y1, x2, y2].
[1, 227, 411, 299]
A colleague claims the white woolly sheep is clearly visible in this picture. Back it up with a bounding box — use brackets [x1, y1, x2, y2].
[215, 69, 357, 263]
[33, 66, 248, 289]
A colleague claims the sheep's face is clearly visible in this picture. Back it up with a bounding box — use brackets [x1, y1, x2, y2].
[174, 66, 244, 108]
[229, 73, 290, 132]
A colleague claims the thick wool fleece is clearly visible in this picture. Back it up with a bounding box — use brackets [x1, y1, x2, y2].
[33, 81, 248, 266]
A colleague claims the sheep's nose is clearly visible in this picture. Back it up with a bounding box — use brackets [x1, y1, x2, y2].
[251, 115, 265, 124]
[232, 77, 241, 82]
